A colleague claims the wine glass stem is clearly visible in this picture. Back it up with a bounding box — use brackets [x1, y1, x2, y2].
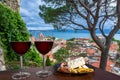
[43, 55, 45, 70]
[20, 56, 23, 73]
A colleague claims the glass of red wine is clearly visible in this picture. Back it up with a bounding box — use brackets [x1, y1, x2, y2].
[34, 32, 54, 77]
[10, 34, 31, 79]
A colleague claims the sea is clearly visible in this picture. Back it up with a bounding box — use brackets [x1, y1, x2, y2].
[29, 29, 120, 40]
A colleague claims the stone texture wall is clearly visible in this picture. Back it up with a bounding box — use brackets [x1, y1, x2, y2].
[1, 0, 20, 12]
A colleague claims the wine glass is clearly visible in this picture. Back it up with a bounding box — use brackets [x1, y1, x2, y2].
[34, 31, 54, 77]
[10, 33, 31, 80]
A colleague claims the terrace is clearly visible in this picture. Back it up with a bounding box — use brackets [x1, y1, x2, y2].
[0, 0, 120, 79]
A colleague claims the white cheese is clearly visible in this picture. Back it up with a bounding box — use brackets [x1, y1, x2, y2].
[82, 65, 88, 68]
[67, 57, 86, 69]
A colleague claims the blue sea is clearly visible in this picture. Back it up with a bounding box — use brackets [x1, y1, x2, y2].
[29, 29, 120, 40]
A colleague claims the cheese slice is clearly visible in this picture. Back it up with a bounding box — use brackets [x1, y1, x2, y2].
[67, 57, 86, 69]
[82, 65, 88, 68]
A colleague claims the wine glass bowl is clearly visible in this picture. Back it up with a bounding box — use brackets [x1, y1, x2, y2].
[10, 41, 31, 80]
[10, 42, 31, 56]
[35, 41, 53, 55]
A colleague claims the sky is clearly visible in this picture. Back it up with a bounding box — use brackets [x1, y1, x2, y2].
[20, 0, 54, 30]
[20, 0, 116, 30]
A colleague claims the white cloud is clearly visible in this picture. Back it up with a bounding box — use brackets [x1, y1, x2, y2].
[36, 0, 45, 5]
[110, 0, 116, 7]
[20, 0, 54, 30]
[27, 26, 54, 30]
[27, 2, 35, 8]
[20, 0, 40, 16]
[20, 8, 31, 16]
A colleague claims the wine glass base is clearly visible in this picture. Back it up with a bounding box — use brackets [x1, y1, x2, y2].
[36, 70, 52, 78]
[12, 72, 31, 80]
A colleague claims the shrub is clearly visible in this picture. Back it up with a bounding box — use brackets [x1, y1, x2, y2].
[24, 44, 43, 67]
[46, 55, 53, 66]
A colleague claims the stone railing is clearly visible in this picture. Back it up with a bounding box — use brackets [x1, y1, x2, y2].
[0, 48, 6, 71]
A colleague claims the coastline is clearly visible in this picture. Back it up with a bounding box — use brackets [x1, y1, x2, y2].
[29, 29, 120, 40]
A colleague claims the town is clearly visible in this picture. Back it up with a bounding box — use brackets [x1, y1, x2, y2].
[46, 36, 120, 75]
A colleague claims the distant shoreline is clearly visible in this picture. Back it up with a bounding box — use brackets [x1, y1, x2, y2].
[29, 29, 120, 40]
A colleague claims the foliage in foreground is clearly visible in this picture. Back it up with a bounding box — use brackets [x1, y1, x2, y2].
[0, 3, 29, 61]
[0, 3, 43, 68]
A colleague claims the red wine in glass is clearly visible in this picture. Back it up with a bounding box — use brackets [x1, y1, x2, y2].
[10, 42, 31, 56]
[10, 41, 31, 80]
[35, 41, 53, 55]
[35, 41, 53, 77]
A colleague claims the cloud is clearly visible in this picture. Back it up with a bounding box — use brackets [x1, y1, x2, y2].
[20, 8, 31, 17]
[27, 26, 54, 30]
[35, 0, 45, 5]
[27, 22, 53, 29]
[20, 0, 41, 17]
[20, 0, 53, 30]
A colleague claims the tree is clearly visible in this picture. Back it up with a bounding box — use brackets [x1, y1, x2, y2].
[39, 0, 120, 70]
[54, 48, 70, 63]
[0, 3, 43, 68]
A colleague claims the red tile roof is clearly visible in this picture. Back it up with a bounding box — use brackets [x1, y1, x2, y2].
[109, 43, 118, 51]
[87, 48, 95, 56]
[91, 60, 114, 71]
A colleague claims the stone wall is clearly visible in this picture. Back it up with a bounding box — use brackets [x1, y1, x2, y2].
[1, 0, 20, 12]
